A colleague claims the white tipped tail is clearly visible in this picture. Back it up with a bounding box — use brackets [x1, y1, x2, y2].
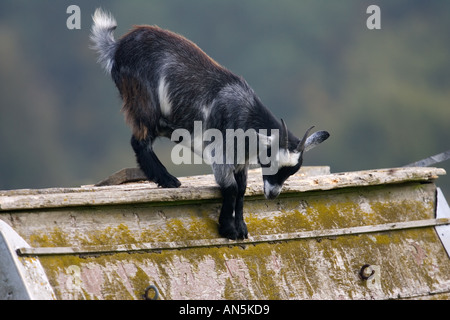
[90, 8, 117, 74]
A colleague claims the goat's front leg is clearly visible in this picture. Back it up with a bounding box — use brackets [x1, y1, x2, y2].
[218, 183, 238, 240]
[216, 169, 248, 240]
[214, 165, 248, 240]
[234, 169, 248, 239]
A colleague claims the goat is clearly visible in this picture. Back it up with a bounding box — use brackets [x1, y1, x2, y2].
[90, 9, 330, 240]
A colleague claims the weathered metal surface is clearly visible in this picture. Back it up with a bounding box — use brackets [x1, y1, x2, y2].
[34, 228, 450, 300]
[0, 220, 55, 300]
[0, 167, 449, 300]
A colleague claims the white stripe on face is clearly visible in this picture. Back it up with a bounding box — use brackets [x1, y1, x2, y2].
[278, 149, 301, 168]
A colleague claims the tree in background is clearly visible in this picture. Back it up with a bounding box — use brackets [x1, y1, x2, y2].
[0, 0, 449, 194]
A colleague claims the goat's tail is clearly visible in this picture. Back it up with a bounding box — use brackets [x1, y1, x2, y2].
[90, 8, 117, 74]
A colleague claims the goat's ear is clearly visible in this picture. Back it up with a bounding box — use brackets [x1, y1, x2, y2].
[304, 130, 330, 152]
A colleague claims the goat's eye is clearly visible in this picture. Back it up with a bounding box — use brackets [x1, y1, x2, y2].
[268, 163, 301, 186]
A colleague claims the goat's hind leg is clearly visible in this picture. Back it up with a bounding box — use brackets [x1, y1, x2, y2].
[131, 135, 181, 188]
[214, 165, 240, 239]
[234, 169, 248, 239]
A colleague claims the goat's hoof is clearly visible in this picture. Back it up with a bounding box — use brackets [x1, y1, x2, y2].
[219, 223, 238, 240]
[236, 222, 248, 240]
[157, 175, 181, 188]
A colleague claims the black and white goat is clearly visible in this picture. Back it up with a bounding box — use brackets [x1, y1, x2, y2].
[90, 9, 329, 240]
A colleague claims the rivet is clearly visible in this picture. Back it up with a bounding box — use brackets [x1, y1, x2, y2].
[143, 285, 159, 300]
[359, 264, 375, 281]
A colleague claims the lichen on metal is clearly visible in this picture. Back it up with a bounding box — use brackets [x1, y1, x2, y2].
[1, 166, 450, 300]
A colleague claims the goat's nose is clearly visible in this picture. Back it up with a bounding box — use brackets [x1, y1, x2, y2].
[264, 186, 281, 200]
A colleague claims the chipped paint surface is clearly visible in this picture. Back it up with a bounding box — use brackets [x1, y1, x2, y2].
[0, 168, 450, 299]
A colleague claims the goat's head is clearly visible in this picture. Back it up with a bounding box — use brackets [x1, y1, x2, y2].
[262, 119, 329, 199]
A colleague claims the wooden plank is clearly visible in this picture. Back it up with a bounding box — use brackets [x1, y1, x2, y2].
[0, 167, 445, 211]
[94, 166, 331, 186]
[95, 168, 147, 186]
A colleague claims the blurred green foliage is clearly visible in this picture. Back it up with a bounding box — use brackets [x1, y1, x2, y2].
[0, 0, 449, 195]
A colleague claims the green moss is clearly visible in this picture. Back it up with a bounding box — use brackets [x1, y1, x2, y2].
[245, 183, 435, 237]
[29, 227, 71, 247]
[85, 223, 137, 245]
[130, 266, 154, 299]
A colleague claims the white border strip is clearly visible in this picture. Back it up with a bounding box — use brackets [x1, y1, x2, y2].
[436, 188, 450, 258]
[0, 220, 55, 299]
